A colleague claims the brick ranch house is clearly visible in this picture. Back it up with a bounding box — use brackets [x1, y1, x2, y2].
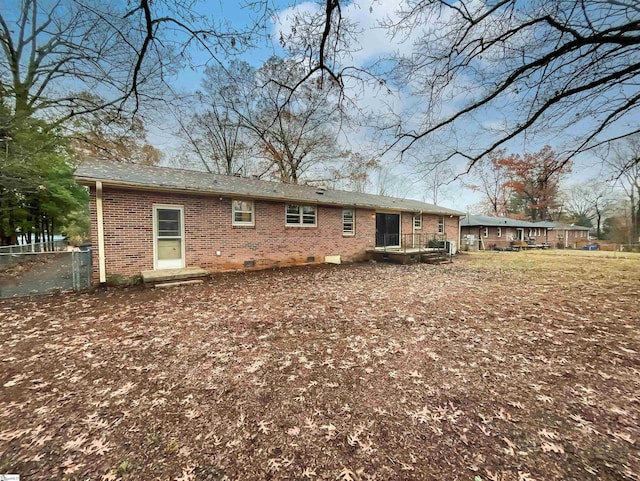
[545, 222, 591, 249]
[75, 160, 464, 284]
[461, 215, 590, 250]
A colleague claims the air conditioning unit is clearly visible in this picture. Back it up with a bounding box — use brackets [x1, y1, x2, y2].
[446, 241, 457, 255]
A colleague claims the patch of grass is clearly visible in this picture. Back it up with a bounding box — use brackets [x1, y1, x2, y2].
[164, 439, 179, 455]
[116, 459, 135, 475]
[146, 430, 164, 448]
[466, 249, 640, 277]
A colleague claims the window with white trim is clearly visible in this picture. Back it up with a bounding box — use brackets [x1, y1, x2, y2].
[497, 227, 502, 237]
[286, 204, 317, 226]
[413, 213, 422, 229]
[232, 200, 254, 226]
[483, 227, 488, 237]
[343, 209, 355, 235]
[438, 216, 445, 234]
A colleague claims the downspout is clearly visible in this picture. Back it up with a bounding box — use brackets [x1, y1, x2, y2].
[96, 181, 106, 284]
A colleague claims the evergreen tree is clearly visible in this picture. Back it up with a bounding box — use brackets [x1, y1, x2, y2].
[0, 106, 87, 246]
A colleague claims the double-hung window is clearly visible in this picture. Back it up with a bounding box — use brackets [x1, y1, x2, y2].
[286, 204, 316, 226]
[232, 200, 254, 226]
[497, 227, 502, 237]
[413, 213, 422, 229]
[343, 209, 355, 235]
[438, 216, 445, 234]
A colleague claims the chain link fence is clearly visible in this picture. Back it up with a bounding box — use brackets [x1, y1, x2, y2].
[0, 242, 92, 298]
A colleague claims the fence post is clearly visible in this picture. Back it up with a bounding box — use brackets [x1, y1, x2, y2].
[72, 251, 79, 291]
[72, 250, 91, 292]
[72, 248, 92, 292]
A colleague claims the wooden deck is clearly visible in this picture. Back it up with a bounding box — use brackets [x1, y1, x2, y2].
[141, 267, 210, 284]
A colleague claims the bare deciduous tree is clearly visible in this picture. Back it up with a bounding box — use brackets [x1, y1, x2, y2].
[194, 57, 346, 184]
[468, 150, 515, 216]
[376, 0, 640, 169]
[418, 162, 453, 205]
[69, 93, 163, 164]
[328, 153, 380, 192]
[607, 136, 640, 243]
[1, 0, 263, 127]
[180, 108, 247, 175]
[565, 181, 616, 237]
[375, 167, 405, 198]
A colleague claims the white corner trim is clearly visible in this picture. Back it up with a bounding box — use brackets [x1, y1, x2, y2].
[96, 181, 106, 283]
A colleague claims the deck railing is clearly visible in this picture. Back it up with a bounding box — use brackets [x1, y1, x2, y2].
[381, 233, 447, 254]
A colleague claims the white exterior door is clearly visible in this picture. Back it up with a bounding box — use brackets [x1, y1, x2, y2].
[154, 205, 185, 270]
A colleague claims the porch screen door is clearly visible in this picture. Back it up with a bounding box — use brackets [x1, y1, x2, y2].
[155, 206, 184, 269]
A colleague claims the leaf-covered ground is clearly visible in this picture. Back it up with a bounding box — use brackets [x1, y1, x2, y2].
[1, 251, 639, 481]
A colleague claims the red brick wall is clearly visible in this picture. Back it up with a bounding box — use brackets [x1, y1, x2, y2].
[89, 186, 460, 280]
[89, 187, 378, 279]
[551, 229, 589, 248]
[408, 212, 460, 247]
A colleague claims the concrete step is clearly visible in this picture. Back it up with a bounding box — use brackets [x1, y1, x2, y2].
[154, 279, 205, 288]
[421, 253, 451, 264]
[141, 267, 209, 285]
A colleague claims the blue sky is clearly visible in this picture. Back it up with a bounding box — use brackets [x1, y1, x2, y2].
[150, 0, 631, 212]
[1, 0, 630, 211]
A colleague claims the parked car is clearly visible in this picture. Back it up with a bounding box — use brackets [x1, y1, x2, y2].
[581, 243, 599, 250]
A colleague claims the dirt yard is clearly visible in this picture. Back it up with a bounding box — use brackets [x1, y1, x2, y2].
[1, 251, 638, 480]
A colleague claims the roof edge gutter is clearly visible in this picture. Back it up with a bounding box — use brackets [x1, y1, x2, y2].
[75, 175, 465, 216]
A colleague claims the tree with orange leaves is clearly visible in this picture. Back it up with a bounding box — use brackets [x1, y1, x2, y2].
[502, 146, 571, 221]
[471, 146, 570, 221]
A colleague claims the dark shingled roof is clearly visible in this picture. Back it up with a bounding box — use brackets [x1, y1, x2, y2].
[461, 215, 590, 230]
[461, 215, 542, 228]
[548, 223, 591, 231]
[75, 160, 464, 216]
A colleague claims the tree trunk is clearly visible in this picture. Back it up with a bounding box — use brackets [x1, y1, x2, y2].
[631, 190, 638, 245]
[633, 201, 640, 244]
[34, 207, 40, 245]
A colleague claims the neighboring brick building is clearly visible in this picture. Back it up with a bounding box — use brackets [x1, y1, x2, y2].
[461, 215, 590, 250]
[461, 215, 549, 250]
[75, 160, 463, 283]
[546, 223, 591, 248]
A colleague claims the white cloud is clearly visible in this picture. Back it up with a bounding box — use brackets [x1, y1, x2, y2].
[270, 1, 484, 208]
[273, 0, 424, 68]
